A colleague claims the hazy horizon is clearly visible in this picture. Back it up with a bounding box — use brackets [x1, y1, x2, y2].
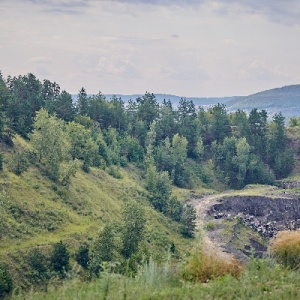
[1, 0, 300, 97]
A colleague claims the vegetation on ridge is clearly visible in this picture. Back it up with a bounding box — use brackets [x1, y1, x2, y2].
[0, 71, 300, 298]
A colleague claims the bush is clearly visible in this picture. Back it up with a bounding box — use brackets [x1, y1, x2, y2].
[50, 241, 70, 277]
[270, 229, 300, 269]
[107, 166, 123, 179]
[27, 248, 49, 283]
[7, 150, 29, 175]
[0, 263, 13, 298]
[183, 248, 243, 282]
[75, 244, 90, 269]
[180, 204, 197, 238]
[205, 222, 217, 231]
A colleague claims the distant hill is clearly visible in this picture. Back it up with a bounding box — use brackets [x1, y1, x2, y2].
[104, 94, 234, 108]
[72, 94, 234, 108]
[72, 84, 300, 119]
[226, 85, 300, 119]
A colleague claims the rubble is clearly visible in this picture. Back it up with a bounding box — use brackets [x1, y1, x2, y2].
[208, 195, 300, 238]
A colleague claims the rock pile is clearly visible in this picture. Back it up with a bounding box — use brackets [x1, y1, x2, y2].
[208, 195, 300, 238]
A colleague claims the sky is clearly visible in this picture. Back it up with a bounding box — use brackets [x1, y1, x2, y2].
[0, 0, 300, 97]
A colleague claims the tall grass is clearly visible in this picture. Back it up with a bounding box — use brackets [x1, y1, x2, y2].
[14, 257, 300, 300]
[183, 247, 243, 283]
[270, 229, 300, 269]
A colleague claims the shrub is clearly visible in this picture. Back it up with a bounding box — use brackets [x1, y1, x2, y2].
[107, 166, 123, 179]
[270, 229, 300, 269]
[205, 222, 217, 231]
[50, 241, 70, 277]
[7, 150, 29, 175]
[180, 204, 197, 238]
[76, 244, 90, 269]
[0, 263, 13, 298]
[27, 248, 50, 286]
[183, 248, 243, 283]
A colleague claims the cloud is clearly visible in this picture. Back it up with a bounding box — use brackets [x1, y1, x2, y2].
[238, 59, 291, 81]
[110, 0, 300, 25]
[22, 0, 300, 25]
[110, 0, 203, 6]
[229, 0, 300, 26]
[29, 56, 53, 77]
[95, 55, 139, 77]
[27, 0, 88, 14]
[29, 56, 53, 63]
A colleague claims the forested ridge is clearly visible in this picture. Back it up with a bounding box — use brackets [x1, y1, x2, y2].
[0, 71, 298, 298]
[0, 72, 294, 189]
[226, 84, 300, 118]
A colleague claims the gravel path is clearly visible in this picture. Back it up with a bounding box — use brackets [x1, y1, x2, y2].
[190, 193, 235, 260]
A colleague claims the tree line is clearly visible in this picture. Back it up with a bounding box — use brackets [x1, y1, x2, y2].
[0, 71, 294, 218]
[0, 71, 296, 296]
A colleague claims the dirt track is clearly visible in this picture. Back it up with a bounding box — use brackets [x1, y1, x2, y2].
[190, 193, 235, 260]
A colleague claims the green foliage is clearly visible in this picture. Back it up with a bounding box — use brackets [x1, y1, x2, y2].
[54, 90, 76, 122]
[180, 204, 197, 238]
[166, 196, 183, 222]
[15, 257, 300, 300]
[27, 248, 50, 283]
[60, 160, 79, 186]
[267, 113, 294, 179]
[105, 127, 121, 165]
[50, 241, 70, 277]
[136, 92, 159, 128]
[0, 153, 3, 171]
[7, 149, 30, 175]
[155, 134, 191, 188]
[205, 222, 217, 231]
[90, 224, 115, 275]
[121, 201, 146, 259]
[66, 121, 99, 172]
[1, 70, 300, 296]
[248, 108, 268, 159]
[207, 103, 231, 144]
[42, 79, 60, 115]
[0, 263, 13, 298]
[107, 165, 123, 179]
[30, 109, 67, 181]
[177, 98, 201, 157]
[77, 87, 89, 116]
[288, 116, 300, 127]
[6, 73, 44, 136]
[145, 165, 172, 212]
[246, 153, 275, 185]
[233, 137, 250, 188]
[75, 244, 90, 269]
[120, 134, 144, 162]
[155, 99, 177, 142]
[230, 109, 251, 139]
[213, 136, 275, 188]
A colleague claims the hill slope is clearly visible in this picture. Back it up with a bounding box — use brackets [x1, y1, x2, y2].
[0, 136, 195, 289]
[226, 84, 300, 118]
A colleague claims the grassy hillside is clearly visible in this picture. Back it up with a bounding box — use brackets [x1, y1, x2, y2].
[0, 135, 196, 290]
[226, 84, 300, 118]
[15, 258, 300, 300]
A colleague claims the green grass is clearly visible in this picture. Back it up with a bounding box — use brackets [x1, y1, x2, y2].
[0, 135, 193, 289]
[14, 258, 300, 300]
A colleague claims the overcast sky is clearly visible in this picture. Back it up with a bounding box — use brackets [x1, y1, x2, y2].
[1, 0, 300, 97]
